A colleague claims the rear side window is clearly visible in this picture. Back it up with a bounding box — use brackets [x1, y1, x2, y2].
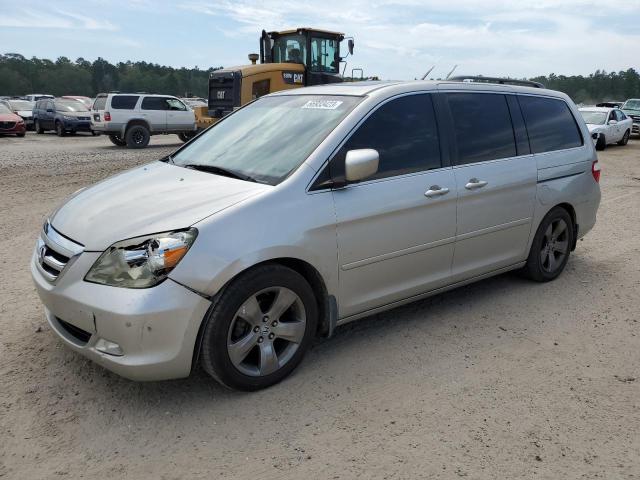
[141, 97, 168, 110]
[93, 96, 107, 111]
[335, 94, 441, 181]
[445, 93, 516, 165]
[518, 96, 583, 153]
[111, 95, 139, 110]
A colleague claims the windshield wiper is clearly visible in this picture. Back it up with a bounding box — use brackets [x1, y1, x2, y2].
[183, 164, 257, 183]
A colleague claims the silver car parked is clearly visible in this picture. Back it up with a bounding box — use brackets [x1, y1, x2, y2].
[32, 79, 601, 390]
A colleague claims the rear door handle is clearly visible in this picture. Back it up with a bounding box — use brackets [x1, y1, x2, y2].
[465, 178, 488, 190]
[424, 185, 450, 198]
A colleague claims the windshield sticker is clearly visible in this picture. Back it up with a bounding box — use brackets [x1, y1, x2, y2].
[302, 100, 344, 110]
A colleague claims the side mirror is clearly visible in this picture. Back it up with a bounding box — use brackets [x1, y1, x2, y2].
[345, 149, 379, 182]
[608, 119, 618, 125]
[348, 39, 354, 55]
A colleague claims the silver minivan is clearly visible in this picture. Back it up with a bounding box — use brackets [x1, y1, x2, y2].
[32, 80, 601, 390]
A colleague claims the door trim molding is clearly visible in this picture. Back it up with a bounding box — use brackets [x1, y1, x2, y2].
[456, 217, 531, 242]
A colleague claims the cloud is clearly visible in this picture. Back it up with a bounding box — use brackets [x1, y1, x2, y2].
[0, 7, 117, 31]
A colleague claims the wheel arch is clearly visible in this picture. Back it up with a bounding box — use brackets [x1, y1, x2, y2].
[189, 256, 334, 374]
[551, 202, 578, 251]
[122, 118, 151, 136]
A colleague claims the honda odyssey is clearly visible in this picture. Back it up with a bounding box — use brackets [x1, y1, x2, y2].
[31, 79, 601, 390]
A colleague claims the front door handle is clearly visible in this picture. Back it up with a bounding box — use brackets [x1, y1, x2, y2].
[465, 178, 488, 190]
[424, 185, 450, 198]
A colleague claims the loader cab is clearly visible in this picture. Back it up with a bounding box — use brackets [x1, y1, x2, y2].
[261, 28, 348, 86]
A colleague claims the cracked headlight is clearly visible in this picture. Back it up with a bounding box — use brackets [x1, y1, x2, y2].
[85, 229, 197, 288]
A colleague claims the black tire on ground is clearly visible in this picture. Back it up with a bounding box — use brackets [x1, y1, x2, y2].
[55, 121, 65, 137]
[108, 134, 127, 147]
[91, 130, 100, 136]
[200, 264, 318, 391]
[595, 134, 606, 151]
[17, 132, 25, 138]
[125, 124, 150, 149]
[617, 130, 630, 146]
[521, 207, 574, 282]
[178, 131, 196, 143]
[35, 120, 44, 134]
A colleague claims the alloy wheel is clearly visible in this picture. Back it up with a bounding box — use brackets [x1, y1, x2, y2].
[227, 286, 306, 377]
[540, 218, 569, 273]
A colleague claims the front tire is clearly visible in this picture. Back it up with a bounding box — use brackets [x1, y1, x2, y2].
[595, 134, 606, 151]
[108, 134, 127, 147]
[55, 121, 65, 137]
[35, 120, 44, 134]
[200, 264, 318, 391]
[522, 207, 573, 282]
[178, 132, 196, 143]
[125, 124, 150, 149]
[617, 130, 630, 146]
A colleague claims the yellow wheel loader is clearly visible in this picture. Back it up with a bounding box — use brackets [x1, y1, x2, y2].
[192, 28, 355, 131]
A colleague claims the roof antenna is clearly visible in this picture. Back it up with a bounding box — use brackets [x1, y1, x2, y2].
[445, 65, 458, 79]
[421, 66, 435, 80]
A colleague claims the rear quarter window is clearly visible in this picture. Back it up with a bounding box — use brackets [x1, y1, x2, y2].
[110, 95, 139, 110]
[518, 96, 583, 153]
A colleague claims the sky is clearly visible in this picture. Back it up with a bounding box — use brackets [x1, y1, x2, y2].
[1, 0, 639, 80]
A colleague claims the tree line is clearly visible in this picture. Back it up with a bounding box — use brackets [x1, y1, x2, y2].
[1, 53, 639, 104]
[0, 53, 222, 98]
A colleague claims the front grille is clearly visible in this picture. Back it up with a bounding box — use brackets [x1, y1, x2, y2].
[0, 121, 16, 130]
[56, 317, 92, 344]
[36, 222, 84, 282]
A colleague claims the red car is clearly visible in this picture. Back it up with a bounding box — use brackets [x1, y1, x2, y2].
[0, 103, 26, 137]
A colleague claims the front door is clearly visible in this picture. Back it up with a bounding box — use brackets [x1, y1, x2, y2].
[166, 98, 193, 131]
[329, 93, 457, 318]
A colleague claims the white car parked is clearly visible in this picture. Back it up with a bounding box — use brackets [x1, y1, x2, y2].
[91, 93, 197, 148]
[579, 107, 632, 150]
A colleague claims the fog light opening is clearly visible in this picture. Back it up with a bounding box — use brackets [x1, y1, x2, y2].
[95, 338, 124, 356]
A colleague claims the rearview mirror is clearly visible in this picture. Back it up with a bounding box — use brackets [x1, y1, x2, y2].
[348, 39, 354, 55]
[345, 149, 379, 182]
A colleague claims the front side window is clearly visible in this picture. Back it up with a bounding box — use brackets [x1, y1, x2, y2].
[615, 110, 626, 121]
[446, 93, 516, 165]
[272, 35, 307, 64]
[166, 98, 187, 111]
[519, 96, 583, 153]
[310, 37, 338, 73]
[170, 95, 361, 185]
[331, 94, 441, 182]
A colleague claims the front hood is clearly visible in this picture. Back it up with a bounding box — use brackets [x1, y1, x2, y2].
[623, 108, 640, 117]
[51, 161, 269, 250]
[0, 113, 21, 122]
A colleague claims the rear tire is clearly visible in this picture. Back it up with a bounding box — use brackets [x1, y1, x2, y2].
[35, 120, 44, 134]
[125, 124, 150, 149]
[595, 134, 606, 151]
[108, 134, 127, 147]
[521, 207, 574, 282]
[617, 130, 630, 146]
[55, 121, 65, 137]
[200, 264, 318, 391]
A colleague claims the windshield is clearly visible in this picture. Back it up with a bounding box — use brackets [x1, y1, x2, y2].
[623, 99, 640, 110]
[580, 110, 607, 125]
[171, 95, 361, 185]
[8, 100, 34, 110]
[56, 100, 89, 112]
[0, 104, 11, 114]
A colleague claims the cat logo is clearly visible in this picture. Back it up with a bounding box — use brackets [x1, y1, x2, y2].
[216, 90, 226, 100]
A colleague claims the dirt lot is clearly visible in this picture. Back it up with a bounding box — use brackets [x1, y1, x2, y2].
[1, 131, 639, 479]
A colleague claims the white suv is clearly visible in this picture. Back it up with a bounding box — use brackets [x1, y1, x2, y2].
[91, 93, 197, 148]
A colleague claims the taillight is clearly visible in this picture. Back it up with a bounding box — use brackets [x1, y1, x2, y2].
[592, 160, 601, 183]
[104, 112, 111, 121]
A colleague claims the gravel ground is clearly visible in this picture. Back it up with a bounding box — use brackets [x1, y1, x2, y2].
[1, 131, 639, 479]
